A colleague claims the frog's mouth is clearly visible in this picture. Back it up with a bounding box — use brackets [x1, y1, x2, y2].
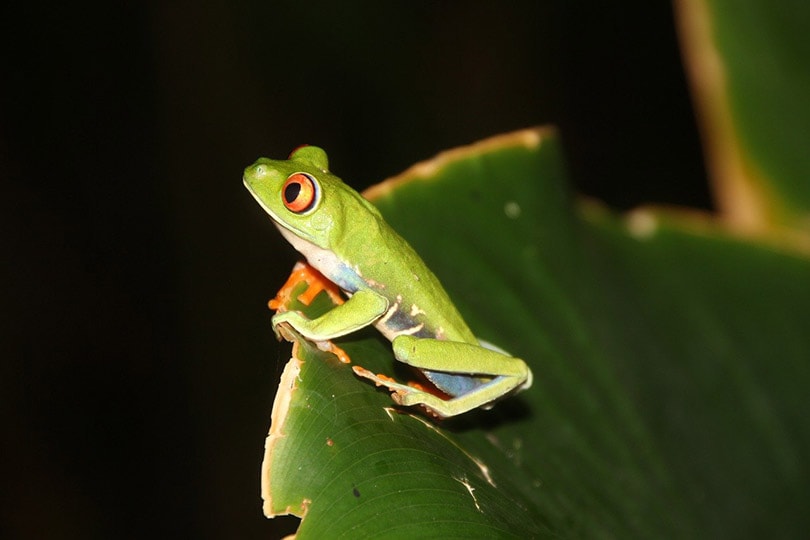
[243, 177, 291, 230]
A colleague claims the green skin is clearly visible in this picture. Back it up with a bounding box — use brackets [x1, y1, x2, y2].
[243, 146, 532, 417]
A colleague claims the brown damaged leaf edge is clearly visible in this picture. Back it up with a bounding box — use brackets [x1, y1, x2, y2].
[261, 345, 308, 519]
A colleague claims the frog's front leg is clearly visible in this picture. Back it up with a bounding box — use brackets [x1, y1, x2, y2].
[272, 289, 389, 341]
[355, 335, 532, 418]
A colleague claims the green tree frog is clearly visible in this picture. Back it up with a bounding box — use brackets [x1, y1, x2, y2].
[244, 146, 532, 417]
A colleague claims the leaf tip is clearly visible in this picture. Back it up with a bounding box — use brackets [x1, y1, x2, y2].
[363, 126, 555, 201]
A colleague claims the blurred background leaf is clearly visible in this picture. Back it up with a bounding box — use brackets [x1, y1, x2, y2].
[676, 0, 810, 238]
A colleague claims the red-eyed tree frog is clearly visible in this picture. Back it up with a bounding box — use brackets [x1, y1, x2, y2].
[244, 146, 532, 417]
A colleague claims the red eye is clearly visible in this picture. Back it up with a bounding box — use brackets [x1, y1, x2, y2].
[282, 173, 318, 213]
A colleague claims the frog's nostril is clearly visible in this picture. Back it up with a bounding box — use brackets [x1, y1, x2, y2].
[243, 163, 265, 183]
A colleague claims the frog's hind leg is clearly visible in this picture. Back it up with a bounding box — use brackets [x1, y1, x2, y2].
[365, 335, 532, 418]
[393, 335, 530, 380]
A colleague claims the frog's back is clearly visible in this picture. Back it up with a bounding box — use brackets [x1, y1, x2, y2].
[335, 211, 477, 346]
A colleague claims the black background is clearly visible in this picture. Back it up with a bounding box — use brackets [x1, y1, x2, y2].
[2, 2, 708, 538]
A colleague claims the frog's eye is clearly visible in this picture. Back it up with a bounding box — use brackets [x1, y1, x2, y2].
[282, 173, 319, 214]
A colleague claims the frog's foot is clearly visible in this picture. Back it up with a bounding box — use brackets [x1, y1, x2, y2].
[271, 314, 352, 363]
[269, 262, 344, 311]
[352, 366, 414, 395]
[316, 340, 351, 364]
[352, 366, 448, 418]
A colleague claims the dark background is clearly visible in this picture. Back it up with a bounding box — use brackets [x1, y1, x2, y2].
[2, 2, 708, 538]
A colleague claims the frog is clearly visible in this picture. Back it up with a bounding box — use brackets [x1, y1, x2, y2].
[243, 145, 532, 417]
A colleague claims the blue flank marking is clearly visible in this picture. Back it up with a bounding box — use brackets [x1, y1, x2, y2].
[423, 369, 488, 397]
[325, 261, 366, 294]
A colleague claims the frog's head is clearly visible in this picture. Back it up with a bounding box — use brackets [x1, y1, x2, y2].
[244, 146, 374, 250]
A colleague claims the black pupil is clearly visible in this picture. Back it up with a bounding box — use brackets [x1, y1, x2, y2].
[284, 181, 302, 204]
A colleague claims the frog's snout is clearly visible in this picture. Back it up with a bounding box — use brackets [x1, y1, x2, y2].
[243, 159, 274, 190]
[243, 163, 261, 182]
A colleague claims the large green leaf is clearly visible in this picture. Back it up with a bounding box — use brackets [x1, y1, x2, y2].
[261, 129, 810, 537]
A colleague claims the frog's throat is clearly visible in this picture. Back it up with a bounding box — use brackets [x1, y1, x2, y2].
[276, 224, 364, 294]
